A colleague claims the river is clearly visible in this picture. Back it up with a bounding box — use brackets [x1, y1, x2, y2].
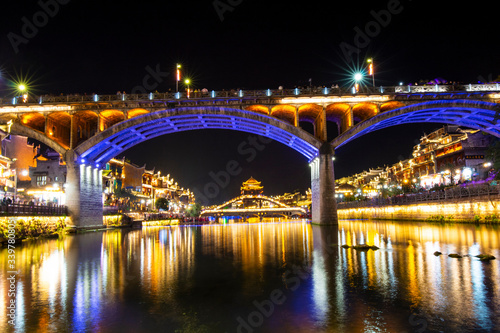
[1, 220, 499, 332]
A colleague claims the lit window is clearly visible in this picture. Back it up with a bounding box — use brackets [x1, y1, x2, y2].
[36, 175, 47, 187]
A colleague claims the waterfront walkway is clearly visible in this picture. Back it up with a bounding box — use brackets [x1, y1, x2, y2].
[337, 184, 500, 209]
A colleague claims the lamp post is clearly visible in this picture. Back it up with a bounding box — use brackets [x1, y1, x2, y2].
[176, 64, 181, 93]
[185, 79, 190, 98]
[353, 73, 362, 93]
[18, 84, 28, 102]
[367, 58, 375, 87]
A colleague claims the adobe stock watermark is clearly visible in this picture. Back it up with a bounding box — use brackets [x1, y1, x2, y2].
[192, 135, 272, 205]
[212, 0, 243, 22]
[7, 0, 71, 54]
[130, 64, 169, 94]
[6, 219, 19, 327]
[339, 0, 410, 63]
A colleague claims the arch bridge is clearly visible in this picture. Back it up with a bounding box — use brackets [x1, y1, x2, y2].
[2, 84, 500, 228]
[200, 194, 307, 220]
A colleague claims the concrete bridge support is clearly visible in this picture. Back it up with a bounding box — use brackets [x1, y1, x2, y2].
[65, 151, 104, 229]
[310, 143, 338, 225]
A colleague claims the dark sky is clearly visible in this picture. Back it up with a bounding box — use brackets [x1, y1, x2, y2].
[1, 0, 499, 204]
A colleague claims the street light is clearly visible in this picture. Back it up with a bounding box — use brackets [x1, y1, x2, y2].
[367, 58, 375, 87]
[17, 84, 28, 102]
[176, 64, 181, 93]
[353, 72, 362, 93]
[185, 78, 191, 98]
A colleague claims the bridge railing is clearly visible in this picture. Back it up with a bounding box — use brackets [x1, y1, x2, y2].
[337, 184, 500, 209]
[3, 83, 500, 106]
[0, 203, 67, 216]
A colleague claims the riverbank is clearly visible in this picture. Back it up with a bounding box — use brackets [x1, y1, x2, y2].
[0, 216, 67, 244]
[337, 195, 500, 223]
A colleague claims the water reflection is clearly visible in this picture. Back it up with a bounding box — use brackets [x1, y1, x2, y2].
[0, 221, 499, 332]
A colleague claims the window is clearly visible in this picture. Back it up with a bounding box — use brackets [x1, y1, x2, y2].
[36, 175, 47, 187]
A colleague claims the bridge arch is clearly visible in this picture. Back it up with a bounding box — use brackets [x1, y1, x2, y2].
[74, 106, 322, 165]
[270, 105, 296, 125]
[331, 99, 500, 149]
[10, 122, 68, 155]
[127, 108, 150, 119]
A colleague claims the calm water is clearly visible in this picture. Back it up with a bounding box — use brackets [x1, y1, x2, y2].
[1, 220, 500, 332]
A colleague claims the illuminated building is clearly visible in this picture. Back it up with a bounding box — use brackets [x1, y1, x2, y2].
[400, 125, 493, 186]
[337, 125, 494, 196]
[103, 158, 124, 196]
[240, 177, 264, 208]
[1, 134, 38, 183]
[240, 177, 264, 195]
[27, 150, 66, 204]
[0, 155, 14, 201]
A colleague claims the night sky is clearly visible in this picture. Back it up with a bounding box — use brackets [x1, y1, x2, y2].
[1, 0, 499, 204]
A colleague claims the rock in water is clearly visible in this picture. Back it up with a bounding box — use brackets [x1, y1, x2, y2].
[448, 253, 462, 258]
[434, 251, 442, 256]
[352, 244, 379, 251]
[475, 254, 496, 261]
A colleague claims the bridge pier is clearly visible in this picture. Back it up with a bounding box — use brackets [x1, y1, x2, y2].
[310, 143, 338, 225]
[65, 151, 104, 229]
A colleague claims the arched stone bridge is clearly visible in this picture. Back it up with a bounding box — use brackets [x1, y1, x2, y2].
[2, 84, 500, 228]
[200, 194, 307, 220]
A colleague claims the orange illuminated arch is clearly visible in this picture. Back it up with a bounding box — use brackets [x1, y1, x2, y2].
[73, 110, 98, 145]
[380, 101, 405, 113]
[46, 111, 72, 147]
[128, 108, 150, 119]
[20, 112, 45, 132]
[271, 105, 296, 125]
[298, 104, 322, 123]
[99, 109, 125, 131]
[352, 102, 378, 123]
[325, 103, 350, 123]
[246, 105, 270, 115]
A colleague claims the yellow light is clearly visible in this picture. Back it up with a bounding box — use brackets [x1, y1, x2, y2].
[280, 95, 389, 104]
[18, 84, 26, 92]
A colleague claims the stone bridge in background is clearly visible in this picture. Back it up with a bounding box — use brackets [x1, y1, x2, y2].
[2, 83, 500, 228]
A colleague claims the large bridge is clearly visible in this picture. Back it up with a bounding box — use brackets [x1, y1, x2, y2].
[2, 83, 500, 228]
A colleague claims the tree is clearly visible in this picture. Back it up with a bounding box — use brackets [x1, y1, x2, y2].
[185, 203, 202, 222]
[155, 197, 169, 211]
[486, 138, 500, 179]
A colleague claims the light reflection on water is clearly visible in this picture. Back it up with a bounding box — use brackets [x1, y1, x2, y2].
[0, 220, 499, 332]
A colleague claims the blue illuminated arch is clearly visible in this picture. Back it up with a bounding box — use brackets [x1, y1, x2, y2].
[331, 99, 500, 149]
[75, 106, 322, 165]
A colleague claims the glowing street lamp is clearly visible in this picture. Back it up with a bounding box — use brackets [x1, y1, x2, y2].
[185, 78, 191, 98]
[353, 72, 362, 93]
[17, 84, 28, 102]
[176, 64, 181, 93]
[367, 58, 375, 87]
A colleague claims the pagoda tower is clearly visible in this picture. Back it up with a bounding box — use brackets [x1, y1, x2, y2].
[240, 177, 264, 208]
[240, 177, 264, 195]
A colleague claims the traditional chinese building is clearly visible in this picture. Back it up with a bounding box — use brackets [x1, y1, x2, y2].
[240, 177, 264, 195]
